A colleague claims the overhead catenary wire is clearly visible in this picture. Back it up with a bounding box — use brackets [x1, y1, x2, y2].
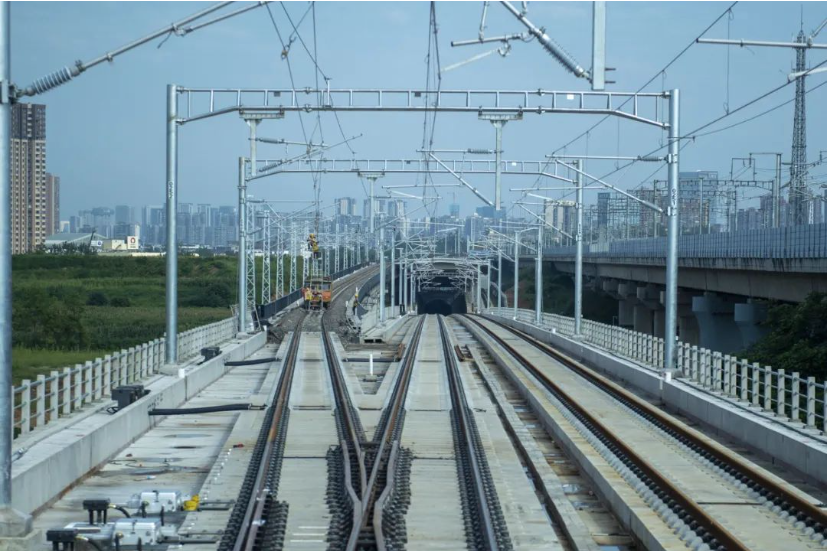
[514, 2, 739, 206]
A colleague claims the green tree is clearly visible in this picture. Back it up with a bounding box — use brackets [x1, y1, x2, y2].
[744, 293, 827, 379]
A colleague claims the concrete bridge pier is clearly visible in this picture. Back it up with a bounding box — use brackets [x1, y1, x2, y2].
[636, 284, 662, 336]
[692, 292, 744, 354]
[617, 282, 637, 329]
[734, 300, 770, 349]
[671, 291, 699, 346]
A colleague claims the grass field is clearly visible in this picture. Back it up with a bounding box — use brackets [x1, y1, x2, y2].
[11, 254, 250, 383]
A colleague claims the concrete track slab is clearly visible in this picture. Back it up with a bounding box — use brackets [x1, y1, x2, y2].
[473, 317, 822, 551]
[402, 316, 466, 550]
[31, 344, 280, 547]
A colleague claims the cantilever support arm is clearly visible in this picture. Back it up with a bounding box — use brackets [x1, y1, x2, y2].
[554, 159, 663, 214]
[429, 154, 494, 207]
[516, 204, 574, 240]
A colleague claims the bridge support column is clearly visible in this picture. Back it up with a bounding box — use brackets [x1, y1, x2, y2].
[692, 293, 743, 354]
[734, 300, 770, 349]
[635, 284, 661, 336]
[653, 309, 666, 339]
[633, 305, 653, 334]
[617, 282, 637, 329]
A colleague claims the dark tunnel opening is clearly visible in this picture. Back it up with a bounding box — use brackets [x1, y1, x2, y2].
[420, 299, 453, 315]
[417, 292, 468, 315]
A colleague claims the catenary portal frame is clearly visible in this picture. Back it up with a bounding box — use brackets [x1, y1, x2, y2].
[165, 85, 681, 372]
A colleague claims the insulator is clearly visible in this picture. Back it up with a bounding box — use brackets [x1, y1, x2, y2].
[537, 33, 588, 79]
[29, 67, 75, 96]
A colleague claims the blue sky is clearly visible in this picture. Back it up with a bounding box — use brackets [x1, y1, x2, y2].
[11, 1, 827, 218]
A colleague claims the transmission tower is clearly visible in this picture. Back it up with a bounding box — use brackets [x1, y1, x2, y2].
[790, 29, 809, 225]
[698, 17, 827, 226]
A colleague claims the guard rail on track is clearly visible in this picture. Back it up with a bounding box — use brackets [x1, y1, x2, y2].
[490, 307, 827, 435]
[12, 316, 238, 439]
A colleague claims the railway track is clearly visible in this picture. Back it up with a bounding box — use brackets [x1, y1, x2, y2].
[218, 267, 377, 551]
[219, 312, 306, 551]
[436, 315, 512, 550]
[322, 309, 425, 550]
[464, 314, 827, 551]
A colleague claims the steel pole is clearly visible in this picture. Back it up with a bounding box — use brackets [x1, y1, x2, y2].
[379, 226, 386, 322]
[535, 225, 543, 324]
[497, 248, 503, 310]
[773, 154, 781, 228]
[165, 84, 179, 363]
[513, 233, 519, 319]
[476, 263, 482, 313]
[574, 160, 583, 336]
[390, 233, 396, 318]
[493, 120, 504, 211]
[0, 1, 10, 510]
[664, 89, 680, 372]
[486, 258, 492, 311]
[237, 157, 248, 333]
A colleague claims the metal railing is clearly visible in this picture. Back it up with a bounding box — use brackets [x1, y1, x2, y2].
[12, 316, 237, 440]
[541, 222, 827, 260]
[491, 307, 827, 434]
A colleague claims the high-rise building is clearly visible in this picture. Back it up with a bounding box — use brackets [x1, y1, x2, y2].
[11, 103, 47, 253]
[115, 205, 131, 225]
[544, 199, 575, 242]
[597, 192, 609, 229]
[45, 173, 60, 235]
[449, 203, 460, 218]
[335, 197, 356, 216]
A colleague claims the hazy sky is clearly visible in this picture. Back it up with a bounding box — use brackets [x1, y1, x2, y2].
[11, 1, 827, 218]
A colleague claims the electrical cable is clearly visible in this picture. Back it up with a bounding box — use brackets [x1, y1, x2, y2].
[550, 2, 738, 157]
[148, 404, 257, 416]
[111, 505, 132, 519]
[514, 2, 739, 209]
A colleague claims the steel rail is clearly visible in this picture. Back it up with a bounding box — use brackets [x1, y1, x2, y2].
[476, 316, 827, 533]
[463, 315, 753, 551]
[227, 312, 306, 551]
[319, 268, 381, 549]
[354, 315, 426, 549]
[437, 315, 502, 550]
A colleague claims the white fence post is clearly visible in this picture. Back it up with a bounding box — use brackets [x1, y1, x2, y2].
[50, 371, 59, 422]
[84, 361, 93, 405]
[35, 375, 46, 429]
[777, 369, 786, 418]
[62, 368, 72, 416]
[806, 377, 816, 428]
[20, 380, 31, 435]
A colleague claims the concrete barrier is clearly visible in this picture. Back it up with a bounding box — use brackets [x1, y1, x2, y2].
[12, 332, 266, 516]
[483, 314, 827, 484]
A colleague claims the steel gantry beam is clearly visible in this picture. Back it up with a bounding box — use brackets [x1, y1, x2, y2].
[248, 157, 575, 181]
[176, 87, 669, 128]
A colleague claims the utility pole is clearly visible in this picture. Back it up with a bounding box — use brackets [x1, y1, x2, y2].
[237, 157, 249, 333]
[390, 229, 396, 318]
[165, 84, 179, 361]
[535, 224, 543, 324]
[497, 245, 503, 310]
[379, 226, 386, 322]
[663, 89, 680, 373]
[574, 159, 584, 336]
[513, 231, 520, 319]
